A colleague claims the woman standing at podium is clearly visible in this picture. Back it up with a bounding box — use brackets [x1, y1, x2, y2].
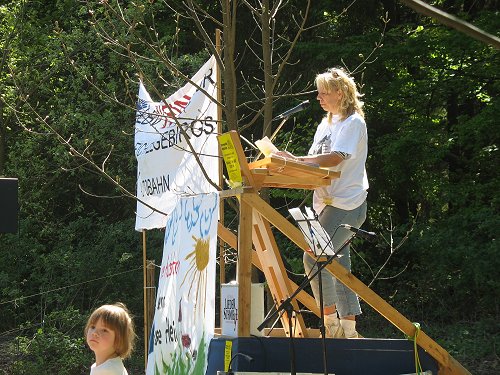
[276, 67, 368, 338]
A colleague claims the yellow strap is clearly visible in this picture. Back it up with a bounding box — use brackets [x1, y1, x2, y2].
[224, 340, 233, 372]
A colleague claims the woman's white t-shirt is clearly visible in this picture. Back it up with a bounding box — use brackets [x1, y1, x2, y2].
[90, 357, 128, 375]
[309, 112, 368, 214]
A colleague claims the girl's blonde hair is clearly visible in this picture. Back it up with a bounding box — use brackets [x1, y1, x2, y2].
[84, 302, 136, 359]
[315, 67, 364, 121]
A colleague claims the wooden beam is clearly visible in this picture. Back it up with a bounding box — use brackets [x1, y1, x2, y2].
[217, 222, 318, 317]
[237, 195, 253, 336]
[241, 193, 470, 374]
[252, 210, 308, 337]
[320, 258, 471, 374]
[241, 193, 309, 250]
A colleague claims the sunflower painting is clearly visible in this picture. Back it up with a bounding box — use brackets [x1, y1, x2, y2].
[181, 236, 211, 314]
[147, 193, 219, 375]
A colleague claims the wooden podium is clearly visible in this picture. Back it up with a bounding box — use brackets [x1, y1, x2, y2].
[216, 131, 470, 375]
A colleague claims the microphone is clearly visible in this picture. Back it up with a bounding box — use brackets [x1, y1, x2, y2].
[340, 224, 377, 242]
[273, 100, 310, 120]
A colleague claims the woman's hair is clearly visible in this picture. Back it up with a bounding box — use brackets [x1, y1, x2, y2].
[315, 67, 364, 121]
[84, 302, 136, 359]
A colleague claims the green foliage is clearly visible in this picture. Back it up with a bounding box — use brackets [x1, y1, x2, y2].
[403, 207, 499, 321]
[154, 334, 207, 375]
[9, 307, 91, 375]
[427, 318, 500, 374]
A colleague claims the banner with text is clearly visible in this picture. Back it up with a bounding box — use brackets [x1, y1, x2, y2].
[146, 193, 218, 375]
[134, 56, 219, 231]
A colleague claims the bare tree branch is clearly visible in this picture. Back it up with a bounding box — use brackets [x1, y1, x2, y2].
[366, 204, 421, 287]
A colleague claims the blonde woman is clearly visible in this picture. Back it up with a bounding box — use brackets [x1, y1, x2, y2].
[276, 67, 368, 338]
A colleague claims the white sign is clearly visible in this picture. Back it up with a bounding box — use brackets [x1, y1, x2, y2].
[221, 282, 265, 337]
[146, 193, 219, 375]
[134, 56, 219, 231]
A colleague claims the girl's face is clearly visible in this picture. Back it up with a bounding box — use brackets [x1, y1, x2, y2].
[86, 318, 116, 359]
[317, 86, 342, 115]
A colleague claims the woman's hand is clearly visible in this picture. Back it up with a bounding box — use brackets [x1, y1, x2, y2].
[273, 150, 298, 160]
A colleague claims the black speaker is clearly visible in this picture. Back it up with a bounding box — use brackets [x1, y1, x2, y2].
[0, 178, 19, 233]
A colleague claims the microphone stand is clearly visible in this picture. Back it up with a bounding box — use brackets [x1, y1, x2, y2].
[317, 258, 328, 375]
[270, 116, 289, 142]
[284, 298, 297, 375]
[257, 234, 356, 375]
[302, 214, 329, 375]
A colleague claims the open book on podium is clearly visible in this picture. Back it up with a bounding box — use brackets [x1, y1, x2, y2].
[249, 137, 340, 190]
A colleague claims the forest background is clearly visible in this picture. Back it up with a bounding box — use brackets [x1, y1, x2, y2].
[0, 0, 498, 374]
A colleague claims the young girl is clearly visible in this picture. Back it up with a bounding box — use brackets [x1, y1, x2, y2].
[85, 303, 135, 375]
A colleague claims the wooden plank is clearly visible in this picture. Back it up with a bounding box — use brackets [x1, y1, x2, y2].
[251, 210, 308, 337]
[242, 193, 310, 251]
[257, 175, 332, 189]
[248, 156, 340, 179]
[217, 222, 318, 317]
[237, 196, 253, 337]
[217, 222, 237, 249]
[217, 221, 262, 270]
[214, 327, 321, 338]
[218, 186, 244, 198]
[261, 328, 320, 338]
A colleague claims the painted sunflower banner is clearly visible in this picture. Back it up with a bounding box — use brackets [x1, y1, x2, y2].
[146, 192, 219, 375]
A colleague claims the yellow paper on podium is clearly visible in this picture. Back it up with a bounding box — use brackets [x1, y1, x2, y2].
[218, 133, 243, 188]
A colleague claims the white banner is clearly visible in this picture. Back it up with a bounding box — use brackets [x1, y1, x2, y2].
[146, 193, 219, 375]
[134, 56, 219, 231]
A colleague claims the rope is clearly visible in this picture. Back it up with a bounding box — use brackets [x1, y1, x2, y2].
[406, 322, 423, 374]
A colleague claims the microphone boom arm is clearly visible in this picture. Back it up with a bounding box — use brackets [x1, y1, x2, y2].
[253, 101, 310, 161]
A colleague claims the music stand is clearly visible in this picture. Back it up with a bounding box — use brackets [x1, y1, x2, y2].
[289, 207, 346, 375]
[257, 211, 356, 375]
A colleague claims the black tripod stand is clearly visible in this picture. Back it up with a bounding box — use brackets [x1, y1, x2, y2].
[256, 233, 356, 375]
